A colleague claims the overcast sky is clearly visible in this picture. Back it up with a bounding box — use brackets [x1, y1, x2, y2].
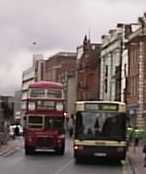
[0, 0, 146, 96]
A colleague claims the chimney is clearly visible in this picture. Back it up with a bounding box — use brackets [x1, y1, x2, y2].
[117, 23, 124, 28]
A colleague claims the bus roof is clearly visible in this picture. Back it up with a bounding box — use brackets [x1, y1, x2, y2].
[75, 101, 126, 105]
[29, 81, 63, 89]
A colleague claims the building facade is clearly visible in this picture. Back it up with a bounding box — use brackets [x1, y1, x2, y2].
[127, 14, 146, 128]
[13, 90, 22, 122]
[21, 54, 45, 122]
[100, 25, 129, 102]
[45, 52, 77, 115]
[76, 36, 101, 101]
[21, 54, 45, 100]
[0, 96, 14, 128]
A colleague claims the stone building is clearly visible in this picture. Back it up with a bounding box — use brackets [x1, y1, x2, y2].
[21, 54, 45, 101]
[76, 36, 101, 101]
[100, 24, 129, 102]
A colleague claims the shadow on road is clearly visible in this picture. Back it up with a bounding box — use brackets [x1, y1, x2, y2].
[75, 158, 122, 167]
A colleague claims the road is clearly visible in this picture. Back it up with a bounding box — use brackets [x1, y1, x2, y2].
[0, 137, 132, 174]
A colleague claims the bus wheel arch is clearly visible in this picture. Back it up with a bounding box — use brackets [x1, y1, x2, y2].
[25, 146, 35, 155]
[56, 143, 65, 155]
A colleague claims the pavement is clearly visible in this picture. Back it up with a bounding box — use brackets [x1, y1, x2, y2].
[0, 137, 24, 157]
[127, 142, 146, 174]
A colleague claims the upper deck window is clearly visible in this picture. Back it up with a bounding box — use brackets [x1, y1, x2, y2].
[30, 88, 45, 97]
[37, 101, 55, 110]
[29, 88, 62, 99]
[47, 90, 62, 98]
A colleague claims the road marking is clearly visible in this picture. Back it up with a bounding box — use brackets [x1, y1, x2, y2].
[55, 159, 73, 174]
[3, 148, 18, 157]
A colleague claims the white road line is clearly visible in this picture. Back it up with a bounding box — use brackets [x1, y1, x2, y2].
[3, 148, 18, 157]
[55, 159, 73, 174]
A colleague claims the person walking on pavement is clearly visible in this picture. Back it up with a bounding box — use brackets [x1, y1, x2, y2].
[68, 114, 74, 138]
[143, 127, 146, 167]
[14, 124, 20, 137]
[127, 125, 134, 146]
[133, 126, 140, 152]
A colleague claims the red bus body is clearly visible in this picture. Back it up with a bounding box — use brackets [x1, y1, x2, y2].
[24, 81, 65, 155]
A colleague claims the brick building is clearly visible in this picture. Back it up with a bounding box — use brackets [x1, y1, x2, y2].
[45, 52, 77, 115]
[76, 36, 101, 101]
[127, 14, 146, 128]
[45, 52, 76, 83]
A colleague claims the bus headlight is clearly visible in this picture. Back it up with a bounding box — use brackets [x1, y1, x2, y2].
[74, 145, 84, 150]
[58, 134, 65, 139]
[56, 103, 63, 111]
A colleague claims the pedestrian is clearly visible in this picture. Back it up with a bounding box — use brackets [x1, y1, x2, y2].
[14, 125, 20, 137]
[143, 128, 146, 167]
[127, 125, 134, 145]
[133, 126, 140, 148]
[68, 114, 74, 138]
[143, 146, 146, 167]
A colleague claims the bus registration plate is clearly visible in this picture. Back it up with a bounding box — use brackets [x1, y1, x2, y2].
[94, 152, 107, 157]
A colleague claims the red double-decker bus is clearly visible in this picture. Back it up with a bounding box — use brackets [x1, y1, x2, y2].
[24, 81, 65, 155]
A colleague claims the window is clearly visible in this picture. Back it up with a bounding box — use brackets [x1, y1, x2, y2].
[40, 62, 44, 80]
[105, 65, 108, 77]
[104, 79, 108, 93]
[29, 116, 42, 124]
[47, 90, 62, 98]
[28, 116, 43, 128]
[75, 112, 127, 140]
[30, 88, 45, 97]
[28, 102, 35, 110]
[104, 65, 108, 93]
[44, 117, 64, 133]
[37, 101, 55, 110]
[21, 101, 26, 110]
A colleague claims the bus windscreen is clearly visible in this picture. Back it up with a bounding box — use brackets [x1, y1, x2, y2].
[75, 112, 127, 141]
[44, 117, 64, 133]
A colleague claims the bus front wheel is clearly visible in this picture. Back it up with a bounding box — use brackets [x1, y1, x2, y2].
[56, 144, 65, 155]
[25, 146, 34, 155]
[75, 156, 82, 164]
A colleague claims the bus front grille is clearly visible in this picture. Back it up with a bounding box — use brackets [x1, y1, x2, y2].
[37, 137, 53, 147]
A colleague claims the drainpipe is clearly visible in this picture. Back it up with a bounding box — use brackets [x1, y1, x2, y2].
[137, 17, 145, 129]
